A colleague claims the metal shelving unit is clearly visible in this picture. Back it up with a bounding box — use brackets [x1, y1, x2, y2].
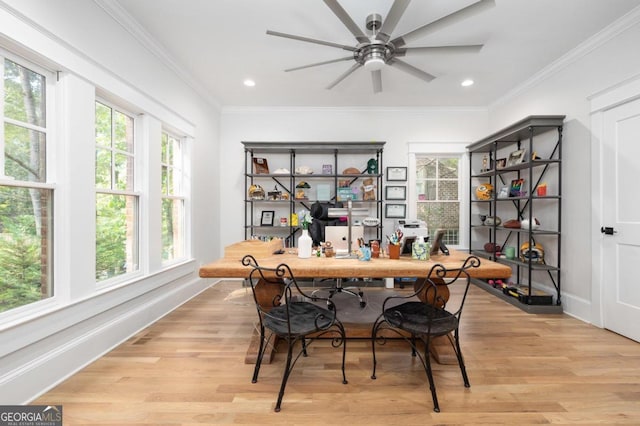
[467, 116, 564, 313]
[243, 141, 385, 247]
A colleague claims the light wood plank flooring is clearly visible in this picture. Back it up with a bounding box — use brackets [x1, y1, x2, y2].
[35, 281, 640, 425]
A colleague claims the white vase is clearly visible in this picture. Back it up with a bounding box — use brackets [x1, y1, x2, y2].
[298, 229, 312, 258]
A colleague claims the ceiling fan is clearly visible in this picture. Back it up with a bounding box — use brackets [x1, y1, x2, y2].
[267, 0, 494, 93]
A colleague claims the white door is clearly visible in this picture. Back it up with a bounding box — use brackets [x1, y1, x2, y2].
[602, 98, 640, 342]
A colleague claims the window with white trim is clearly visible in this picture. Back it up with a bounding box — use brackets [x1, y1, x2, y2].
[161, 131, 186, 263]
[0, 55, 53, 313]
[95, 100, 139, 281]
[415, 155, 460, 245]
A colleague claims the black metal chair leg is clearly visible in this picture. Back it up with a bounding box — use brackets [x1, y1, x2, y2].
[252, 327, 266, 383]
[370, 317, 383, 380]
[451, 331, 470, 387]
[338, 324, 348, 385]
[275, 339, 295, 412]
[423, 344, 440, 413]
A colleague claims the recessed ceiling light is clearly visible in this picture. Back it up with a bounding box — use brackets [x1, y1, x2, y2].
[243, 79, 256, 87]
[461, 79, 474, 87]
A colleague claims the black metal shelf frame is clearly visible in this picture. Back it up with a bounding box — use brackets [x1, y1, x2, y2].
[467, 115, 565, 310]
[243, 141, 385, 247]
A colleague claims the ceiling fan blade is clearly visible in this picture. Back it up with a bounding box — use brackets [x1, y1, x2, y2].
[395, 44, 484, 57]
[388, 58, 436, 82]
[323, 0, 369, 44]
[285, 56, 354, 72]
[391, 0, 495, 48]
[375, 0, 411, 43]
[266, 30, 356, 51]
[371, 70, 383, 93]
[326, 62, 362, 90]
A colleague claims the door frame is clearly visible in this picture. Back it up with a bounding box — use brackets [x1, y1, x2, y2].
[589, 73, 640, 327]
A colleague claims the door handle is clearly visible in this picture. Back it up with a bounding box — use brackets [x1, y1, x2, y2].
[601, 226, 617, 235]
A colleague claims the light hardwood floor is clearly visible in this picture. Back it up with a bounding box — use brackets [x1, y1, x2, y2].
[35, 281, 640, 425]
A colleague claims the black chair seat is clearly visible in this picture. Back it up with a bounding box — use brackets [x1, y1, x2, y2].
[265, 302, 335, 336]
[242, 254, 347, 412]
[384, 301, 458, 337]
[371, 256, 481, 412]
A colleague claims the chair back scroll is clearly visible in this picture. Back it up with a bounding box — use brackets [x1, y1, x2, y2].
[241, 254, 339, 335]
[382, 255, 481, 322]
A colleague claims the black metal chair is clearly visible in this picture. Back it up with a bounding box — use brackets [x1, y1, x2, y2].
[370, 255, 480, 412]
[242, 254, 348, 412]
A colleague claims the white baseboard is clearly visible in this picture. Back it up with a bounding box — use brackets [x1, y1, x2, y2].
[0, 275, 211, 404]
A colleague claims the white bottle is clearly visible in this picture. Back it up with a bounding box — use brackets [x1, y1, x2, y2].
[298, 229, 312, 258]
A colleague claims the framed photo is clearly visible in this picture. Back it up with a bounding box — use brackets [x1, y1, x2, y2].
[260, 210, 275, 226]
[385, 185, 406, 200]
[496, 158, 507, 169]
[509, 178, 525, 197]
[252, 157, 270, 174]
[386, 166, 407, 181]
[498, 186, 510, 198]
[385, 204, 406, 219]
[506, 149, 526, 167]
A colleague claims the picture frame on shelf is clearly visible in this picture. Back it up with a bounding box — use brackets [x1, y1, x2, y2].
[252, 157, 269, 174]
[385, 185, 406, 200]
[260, 210, 275, 226]
[506, 149, 526, 167]
[385, 203, 406, 218]
[509, 178, 525, 197]
[386, 166, 407, 181]
[496, 158, 507, 169]
[498, 186, 510, 198]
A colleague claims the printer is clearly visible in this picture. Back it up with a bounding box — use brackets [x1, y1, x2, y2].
[397, 219, 429, 254]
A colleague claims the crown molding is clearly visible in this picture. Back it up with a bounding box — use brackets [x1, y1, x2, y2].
[94, 0, 221, 111]
[221, 105, 488, 114]
[490, 5, 640, 109]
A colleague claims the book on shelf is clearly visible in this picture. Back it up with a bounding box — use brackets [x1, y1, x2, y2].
[252, 157, 269, 174]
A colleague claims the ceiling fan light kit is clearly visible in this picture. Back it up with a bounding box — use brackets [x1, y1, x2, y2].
[267, 0, 494, 93]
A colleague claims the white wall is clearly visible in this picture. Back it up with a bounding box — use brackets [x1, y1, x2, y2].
[219, 107, 488, 251]
[0, 0, 220, 403]
[487, 14, 640, 321]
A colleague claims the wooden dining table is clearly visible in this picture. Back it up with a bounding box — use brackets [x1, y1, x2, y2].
[199, 239, 512, 363]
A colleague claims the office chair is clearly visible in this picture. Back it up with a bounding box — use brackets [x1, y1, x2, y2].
[308, 202, 366, 308]
[370, 255, 481, 412]
[242, 254, 348, 412]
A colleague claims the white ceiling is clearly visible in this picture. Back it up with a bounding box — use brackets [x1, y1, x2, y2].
[113, 0, 640, 108]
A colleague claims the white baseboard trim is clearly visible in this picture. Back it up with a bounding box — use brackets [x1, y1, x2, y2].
[559, 292, 594, 325]
[0, 276, 211, 404]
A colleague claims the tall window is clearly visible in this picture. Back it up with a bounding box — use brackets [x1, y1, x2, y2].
[0, 56, 52, 313]
[95, 101, 138, 281]
[161, 131, 185, 262]
[415, 156, 460, 245]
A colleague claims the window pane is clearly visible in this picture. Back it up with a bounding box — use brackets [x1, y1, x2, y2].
[416, 180, 436, 200]
[438, 180, 458, 200]
[114, 152, 134, 191]
[95, 148, 111, 189]
[96, 193, 138, 281]
[416, 201, 459, 244]
[4, 58, 46, 127]
[438, 158, 458, 178]
[416, 157, 436, 179]
[162, 198, 184, 261]
[415, 155, 460, 245]
[161, 165, 168, 195]
[4, 123, 46, 182]
[0, 186, 53, 313]
[113, 110, 133, 153]
[95, 102, 112, 148]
